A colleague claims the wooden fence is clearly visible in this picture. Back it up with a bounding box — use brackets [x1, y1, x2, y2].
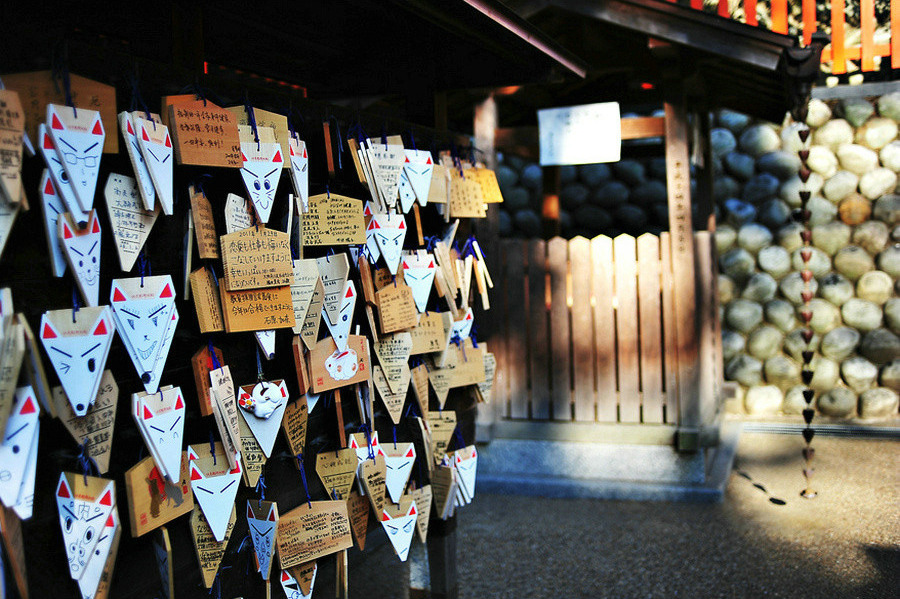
[488, 231, 722, 429]
[679, 0, 899, 73]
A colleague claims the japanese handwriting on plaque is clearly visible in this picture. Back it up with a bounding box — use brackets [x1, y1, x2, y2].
[167, 98, 241, 168]
[220, 226, 291, 290]
[53, 370, 117, 474]
[276, 500, 353, 569]
[58, 211, 102, 307]
[316, 448, 357, 500]
[281, 563, 317, 599]
[302, 193, 365, 246]
[118, 111, 159, 210]
[220, 285, 295, 332]
[374, 332, 412, 394]
[189, 186, 218, 259]
[46, 103, 105, 213]
[104, 173, 159, 272]
[189, 267, 225, 333]
[0, 90, 25, 206]
[224, 193, 256, 234]
[290, 259, 320, 334]
[189, 504, 236, 588]
[40, 307, 114, 416]
[134, 115, 174, 215]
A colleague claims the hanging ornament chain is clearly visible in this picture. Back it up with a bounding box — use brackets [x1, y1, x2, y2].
[795, 121, 817, 499]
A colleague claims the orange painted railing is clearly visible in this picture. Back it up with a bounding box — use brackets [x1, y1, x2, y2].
[671, 0, 899, 74]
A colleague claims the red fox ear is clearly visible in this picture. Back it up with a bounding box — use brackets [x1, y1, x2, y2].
[273, 150, 282, 163]
[57, 476, 72, 498]
[91, 216, 100, 234]
[92, 319, 108, 336]
[247, 504, 254, 519]
[268, 505, 277, 521]
[190, 465, 203, 481]
[91, 116, 104, 136]
[51, 112, 64, 130]
[63, 223, 73, 239]
[41, 322, 58, 339]
[98, 489, 113, 507]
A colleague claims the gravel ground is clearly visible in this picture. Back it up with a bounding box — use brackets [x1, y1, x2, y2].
[314, 433, 898, 598]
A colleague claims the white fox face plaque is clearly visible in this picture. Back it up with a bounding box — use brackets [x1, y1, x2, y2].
[397, 168, 416, 214]
[383, 443, 416, 504]
[240, 136, 283, 224]
[0, 386, 39, 508]
[135, 387, 185, 483]
[58, 211, 102, 307]
[380, 498, 417, 562]
[110, 275, 176, 387]
[323, 281, 356, 353]
[38, 170, 68, 277]
[135, 116, 174, 215]
[118, 111, 157, 211]
[47, 104, 105, 213]
[188, 443, 242, 542]
[452, 445, 477, 504]
[246, 500, 278, 580]
[451, 307, 474, 340]
[371, 214, 406, 275]
[401, 252, 436, 313]
[280, 562, 316, 599]
[237, 379, 288, 458]
[40, 307, 114, 416]
[288, 136, 309, 213]
[55, 473, 116, 580]
[77, 506, 119, 599]
[38, 123, 89, 225]
[404, 149, 434, 206]
[364, 214, 382, 263]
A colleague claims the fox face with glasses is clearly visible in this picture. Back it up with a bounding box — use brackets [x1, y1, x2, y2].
[47, 104, 105, 212]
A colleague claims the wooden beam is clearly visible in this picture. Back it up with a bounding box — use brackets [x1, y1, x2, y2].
[621, 116, 665, 140]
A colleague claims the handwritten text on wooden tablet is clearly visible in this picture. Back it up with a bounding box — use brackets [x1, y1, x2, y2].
[220, 285, 295, 332]
[168, 100, 241, 168]
[302, 194, 365, 246]
[220, 226, 292, 290]
[277, 501, 353, 568]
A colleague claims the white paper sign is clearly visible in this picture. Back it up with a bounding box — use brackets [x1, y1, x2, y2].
[538, 102, 621, 166]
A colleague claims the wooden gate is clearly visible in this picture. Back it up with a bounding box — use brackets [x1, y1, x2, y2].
[483, 231, 722, 436]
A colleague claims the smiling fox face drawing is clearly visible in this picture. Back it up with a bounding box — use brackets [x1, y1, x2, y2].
[110, 275, 176, 377]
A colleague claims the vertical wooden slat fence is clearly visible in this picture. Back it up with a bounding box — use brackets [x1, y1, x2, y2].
[491, 232, 722, 428]
[679, 0, 898, 73]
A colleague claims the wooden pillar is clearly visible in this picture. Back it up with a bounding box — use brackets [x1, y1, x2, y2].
[664, 100, 701, 452]
[692, 107, 716, 232]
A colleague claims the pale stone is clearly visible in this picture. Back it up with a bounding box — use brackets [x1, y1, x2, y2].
[819, 273, 854, 307]
[822, 170, 859, 203]
[721, 328, 745, 361]
[839, 193, 872, 225]
[740, 124, 781, 158]
[742, 272, 778, 303]
[744, 385, 783, 415]
[780, 272, 819, 305]
[791, 246, 831, 278]
[765, 355, 801, 390]
[715, 225, 737, 253]
[806, 298, 841, 334]
[779, 172, 824, 207]
[784, 328, 821, 361]
[859, 168, 898, 200]
[777, 223, 804, 252]
[859, 328, 900, 365]
[833, 245, 875, 281]
[806, 99, 832, 128]
[852, 221, 890, 255]
[817, 387, 858, 417]
[758, 151, 801, 180]
[765, 299, 797, 332]
[726, 353, 763, 387]
[876, 244, 900, 278]
[814, 119, 854, 150]
[781, 122, 808, 154]
[808, 195, 839, 226]
[738, 223, 773, 254]
[877, 91, 900, 121]
[809, 356, 840, 393]
[873, 194, 900, 226]
[724, 152, 755, 181]
[884, 298, 900, 334]
[579, 163, 612, 186]
[879, 359, 900, 390]
[821, 326, 861, 361]
[808, 145, 838, 178]
[811, 221, 852, 256]
[856, 270, 893, 304]
[855, 117, 898, 150]
[837, 144, 880, 176]
[880, 141, 900, 172]
[859, 388, 899, 418]
[783, 385, 810, 415]
[747, 325, 784, 360]
[725, 299, 764, 333]
[758, 246, 792, 279]
[841, 298, 883, 331]
[841, 356, 879, 393]
[718, 274, 736, 304]
[711, 127, 737, 158]
[720, 248, 756, 283]
[840, 97, 875, 128]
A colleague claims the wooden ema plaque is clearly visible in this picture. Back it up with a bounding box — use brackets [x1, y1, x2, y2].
[189, 504, 237, 588]
[226, 105, 292, 170]
[189, 186, 219, 259]
[347, 490, 370, 550]
[308, 335, 371, 393]
[376, 282, 418, 334]
[302, 193, 365, 246]
[409, 312, 448, 355]
[189, 268, 225, 333]
[281, 396, 309, 457]
[276, 500, 353, 569]
[220, 285, 295, 332]
[191, 345, 223, 417]
[220, 225, 292, 290]
[53, 370, 117, 473]
[124, 453, 194, 537]
[4, 70, 118, 153]
[316, 448, 357, 500]
[167, 98, 241, 168]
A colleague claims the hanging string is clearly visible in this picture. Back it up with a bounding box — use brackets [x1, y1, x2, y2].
[72, 286, 80, 323]
[76, 440, 99, 485]
[127, 71, 152, 123]
[424, 236, 439, 251]
[460, 236, 476, 259]
[207, 339, 222, 370]
[381, 124, 388, 147]
[453, 426, 466, 451]
[407, 130, 417, 152]
[52, 44, 76, 115]
[327, 116, 343, 171]
[296, 454, 313, 508]
[235, 536, 255, 576]
[392, 425, 398, 449]
[209, 430, 217, 465]
[360, 423, 376, 461]
[243, 94, 260, 150]
[256, 475, 266, 507]
[139, 250, 148, 287]
[195, 173, 214, 200]
[207, 264, 220, 288]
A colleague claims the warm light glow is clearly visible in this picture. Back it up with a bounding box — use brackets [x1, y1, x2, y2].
[495, 86, 521, 96]
[640, 82, 654, 90]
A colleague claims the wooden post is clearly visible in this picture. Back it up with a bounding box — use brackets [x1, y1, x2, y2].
[664, 100, 700, 452]
[692, 107, 715, 232]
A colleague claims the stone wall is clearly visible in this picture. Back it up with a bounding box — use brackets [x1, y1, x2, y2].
[494, 93, 900, 421]
[718, 93, 899, 420]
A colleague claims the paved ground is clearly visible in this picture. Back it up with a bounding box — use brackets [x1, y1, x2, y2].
[321, 432, 899, 598]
